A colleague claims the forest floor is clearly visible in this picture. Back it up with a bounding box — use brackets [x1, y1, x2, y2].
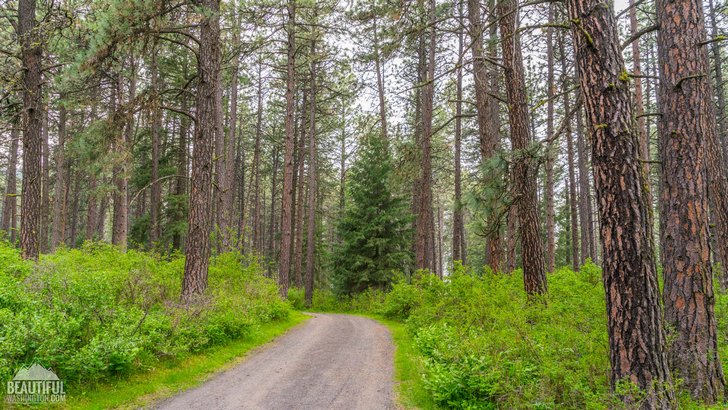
[153, 313, 396, 410]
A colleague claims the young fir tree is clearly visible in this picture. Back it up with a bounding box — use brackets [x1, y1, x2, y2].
[332, 131, 411, 296]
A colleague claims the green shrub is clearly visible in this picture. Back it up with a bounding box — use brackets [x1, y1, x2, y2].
[0, 241, 290, 392]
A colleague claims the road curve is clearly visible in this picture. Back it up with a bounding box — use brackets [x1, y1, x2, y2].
[154, 313, 395, 410]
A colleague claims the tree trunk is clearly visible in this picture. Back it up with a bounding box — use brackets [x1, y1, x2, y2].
[218, 14, 241, 251]
[559, 33, 580, 271]
[51, 102, 68, 251]
[564, 0, 674, 405]
[18, 0, 42, 260]
[3, 127, 19, 243]
[268, 146, 280, 278]
[453, 0, 465, 264]
[293, 90, 307, 288]
[497, 0, 546, 294]
[278, 0, 296, 298]
[467, 0, 500, 271]
[708, 0, 728, 165]
[150, 54, 162, 245]
[575, 106, 595, 264]
[41, 106, 49, 253]
[182, 0, 221, 300]
[112, 71, 133, 252]
[251, 55, 264, 253]
[656, 0, 726, 400]
[373, 17, 388, 144]
[414, 0, 435, 272]
[305, 38, 318, 307]
[544, 3, 556, 273]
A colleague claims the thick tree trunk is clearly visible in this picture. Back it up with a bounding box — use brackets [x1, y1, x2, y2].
[182, 0, 221, 299]
[414, 0, 435, 272]
[18, 0, 42, 260]
[3, 127, 19, 243]
[51, 103, 68, 251]
[656, 0, 726, 400]
[278, 0, 296, 298]
[564, 0, 674, 405]
[497, 0, 546, 294]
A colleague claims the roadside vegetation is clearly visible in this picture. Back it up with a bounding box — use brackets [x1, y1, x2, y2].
[0, 241, 295, 406]
[294, 264, 728, 410]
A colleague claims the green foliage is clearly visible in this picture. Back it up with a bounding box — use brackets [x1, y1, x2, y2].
[331, 131, 412, 295]
[0, 242, 289, 394]
[380, 263, 613, 409]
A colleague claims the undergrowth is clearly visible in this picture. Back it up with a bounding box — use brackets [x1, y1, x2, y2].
[0, 241, 290, 399]
[299, 262, 728, 409]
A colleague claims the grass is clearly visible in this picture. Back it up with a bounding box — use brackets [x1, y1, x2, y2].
[61, 312, 309, 410]
[374, 316, 438, 410]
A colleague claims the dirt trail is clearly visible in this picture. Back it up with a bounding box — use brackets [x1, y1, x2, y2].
[154, 313, 395, 410]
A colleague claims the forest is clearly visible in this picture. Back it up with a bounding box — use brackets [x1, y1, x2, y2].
[1, 0, 728, 408]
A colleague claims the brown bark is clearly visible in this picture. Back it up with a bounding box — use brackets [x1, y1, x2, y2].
[278, 0, 296, 298]
[41, 106, 49, 253]
[575, 106, 595, 264]
[708, 0, 728, 164]
[414, 0, 435, 272]
[51, 103, 68, 251]
[559, 33, 580, 271]
[564, 0, 674, 405]
[150, 54, 162, 245]
[467, 0, 500, 271]
[18, 0, 42, 260]
[182, 0, 221, 299]
[453, 0, 465, 264]
[112, 71, 133, 252]
[3, 127, 19, 243]
[305, 37, 318, 307]
[293, 90, 307, 288]
[656, 0, 726, 400]
[173, 90, 190, 250]
[373, 17, 388, 144]
[544, 3, 556, 273]
[217, 14, 241, 251]
[497, 0, 546, 294]
[251, 55, 264, 253]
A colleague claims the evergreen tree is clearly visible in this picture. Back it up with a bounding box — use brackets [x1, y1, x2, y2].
[332, 130, 411, 295]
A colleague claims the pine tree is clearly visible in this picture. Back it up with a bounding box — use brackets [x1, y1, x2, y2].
[332, 130, 411, 296]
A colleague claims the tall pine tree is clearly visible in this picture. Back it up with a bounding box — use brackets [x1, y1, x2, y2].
[332, 129, 411, 295]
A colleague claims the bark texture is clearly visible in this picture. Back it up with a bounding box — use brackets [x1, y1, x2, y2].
[656, 0, 726, 400]
[182, 0, 221, 299]
[565, 0, 674, 405]
[497, 0, 546, 294]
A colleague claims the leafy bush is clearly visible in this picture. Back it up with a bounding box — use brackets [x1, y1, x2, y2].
[0, 242, 290, 391]
[377, 263, 613, 409]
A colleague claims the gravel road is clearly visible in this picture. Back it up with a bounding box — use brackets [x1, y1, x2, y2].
[154, 313, 395, 410]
